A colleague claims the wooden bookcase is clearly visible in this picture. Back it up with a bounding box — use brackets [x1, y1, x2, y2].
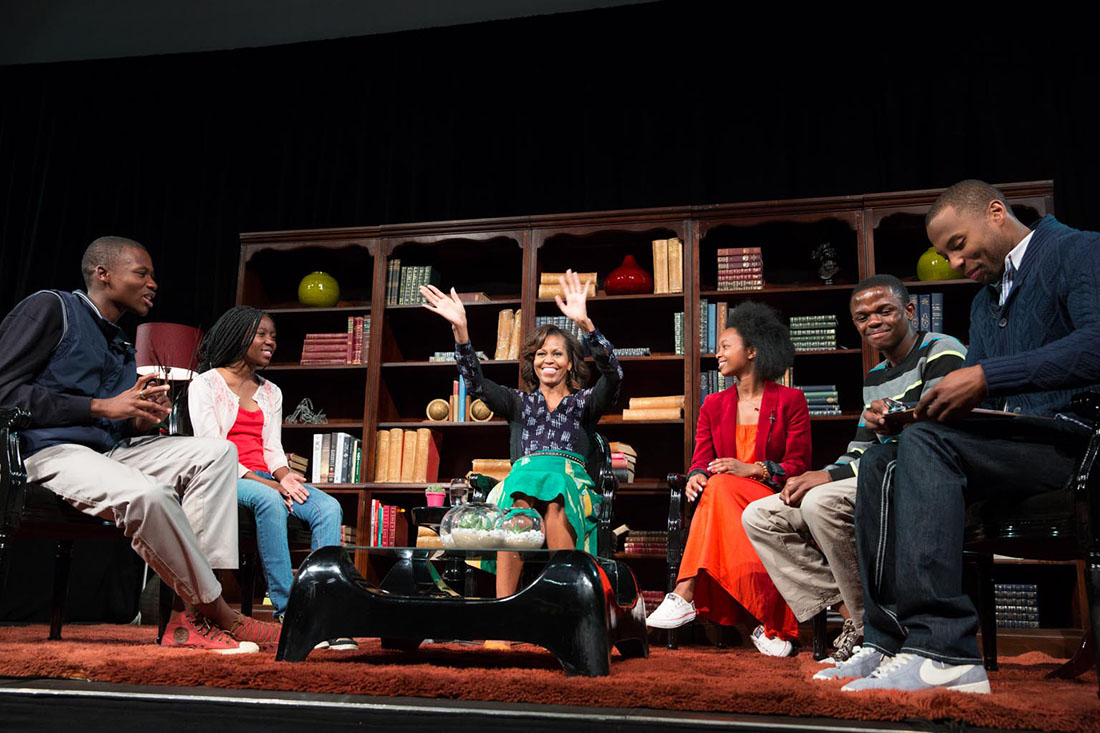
[236, 181, 1062, 609]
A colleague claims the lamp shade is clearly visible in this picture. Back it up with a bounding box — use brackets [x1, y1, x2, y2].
[135, 322, 204, 381]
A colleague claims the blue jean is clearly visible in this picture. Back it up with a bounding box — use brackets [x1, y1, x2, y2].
[854, 419, 1080, 663]
[238, 471, 343, 617]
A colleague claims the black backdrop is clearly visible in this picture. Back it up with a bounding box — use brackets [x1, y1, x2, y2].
[1, 2, 1097, 620]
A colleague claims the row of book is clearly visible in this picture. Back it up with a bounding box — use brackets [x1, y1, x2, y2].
[367, 500, 409, 547]
[299, 317, 370, 365]
[448, 378, 474, 422]
[534, 315, 587, 346]
[538, 271, 597, 299]
[798, 384, 842, 417]
[907, 292, 945, 333]
[700, 369, 735, 403]
[622, 529, 667, 556]
[790, 314, 839, 352]
[652, 238, 684, 294]
[621, 395, 684, 421]
[717, 246, 764, 292]
[494, 309, 524, 360]
[698, 300, 728, 354]
[610, 440, 637, 483]
[674, 311, 685, 356]
[309, 433, 363, 484]
[994, 583, 1039, 628]
[386, 261, 440, 305]
[428, 350, 488, 362]
[373, 428, 442, 483]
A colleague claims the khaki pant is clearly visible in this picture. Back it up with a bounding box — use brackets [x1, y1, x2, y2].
[741, 477, 862, 628]
[24, 435, 238, 606]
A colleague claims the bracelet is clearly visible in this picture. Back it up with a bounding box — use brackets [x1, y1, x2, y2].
[754, 461, 770, 482]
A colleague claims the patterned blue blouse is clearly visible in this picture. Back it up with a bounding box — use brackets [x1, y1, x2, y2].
[454, 329, 622, 462]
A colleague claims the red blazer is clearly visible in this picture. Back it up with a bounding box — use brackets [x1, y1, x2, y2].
[688, 380, 811, 488]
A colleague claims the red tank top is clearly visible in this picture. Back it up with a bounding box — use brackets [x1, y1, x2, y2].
[227, 405, 267, 473]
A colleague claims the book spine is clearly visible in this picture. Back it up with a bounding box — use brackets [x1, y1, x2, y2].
[495, 309, 514, 360]
[674, 311, 684, 355]
[458, 376, 466, 421]
[508, 309, 522, 360]
[539, 272, 597, 284]
[919, 293, 932, 331]
[931, 292, 944, 333]
[312, 434, 323, 484]
[653, 238, 669, 294]
[668, 237, 683, 293]
[716, 247, 762, 255]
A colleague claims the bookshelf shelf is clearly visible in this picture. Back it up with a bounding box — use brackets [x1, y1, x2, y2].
[282, 420, 365, 430]
[901, 279, 981, 288]
[599, 416, 684, 426]
[380, 360, 519, 369]
[792, 349, 862, 356]
[535, 292, 685, 304]
[810, 413, 861, 421]
[375, 421, 508, 429]
[699, 283, 857, 297]
[614, 552, 666, 560]
[262, 363, 369, 371]
[263, 303, 372, 315]
[385, 297, 523, 310]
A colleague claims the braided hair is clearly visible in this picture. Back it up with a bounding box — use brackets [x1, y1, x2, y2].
[197, 305, 267, 373]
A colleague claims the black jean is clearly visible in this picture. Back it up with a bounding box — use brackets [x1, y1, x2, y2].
[854, 417, 1082, 664]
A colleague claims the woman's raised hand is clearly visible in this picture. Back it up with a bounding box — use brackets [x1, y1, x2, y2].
[554, 269, 595, 333]
[420, 284, 470, 342]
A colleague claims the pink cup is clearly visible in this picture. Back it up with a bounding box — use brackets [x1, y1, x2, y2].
[425, 491, 445, 507]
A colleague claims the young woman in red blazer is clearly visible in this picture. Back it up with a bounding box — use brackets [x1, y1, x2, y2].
[647, 301, 811, 656]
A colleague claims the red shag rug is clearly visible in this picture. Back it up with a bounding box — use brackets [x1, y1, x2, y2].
[0, 625, 1097, 731]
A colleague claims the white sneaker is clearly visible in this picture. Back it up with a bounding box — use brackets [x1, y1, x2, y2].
[646, 593, 696, 629]
[841, 652, 991, 694]
[814, 644, 884, 680]
[750, 625, 794, 657]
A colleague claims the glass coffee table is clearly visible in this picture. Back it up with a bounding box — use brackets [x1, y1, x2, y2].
[274, 545, 649, 676]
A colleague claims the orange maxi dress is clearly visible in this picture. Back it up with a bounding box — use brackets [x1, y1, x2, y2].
[677, 424, 800, 640]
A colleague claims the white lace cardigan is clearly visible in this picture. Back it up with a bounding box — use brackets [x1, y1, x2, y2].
[187, 369, 289, 477]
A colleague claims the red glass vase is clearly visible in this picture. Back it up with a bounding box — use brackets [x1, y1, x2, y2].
[603, 255, 653, 295]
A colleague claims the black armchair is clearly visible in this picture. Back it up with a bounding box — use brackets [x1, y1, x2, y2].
[964, 391, 1100, 696]
[467, 433, 619, 560]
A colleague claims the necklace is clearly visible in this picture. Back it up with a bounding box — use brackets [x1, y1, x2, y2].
[737, 389, 762, 412]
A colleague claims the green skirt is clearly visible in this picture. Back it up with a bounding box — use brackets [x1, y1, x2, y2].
[486, 450, 602, 556]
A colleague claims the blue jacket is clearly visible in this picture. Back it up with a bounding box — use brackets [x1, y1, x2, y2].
[18, 290, 136, 455]
[966, 216, 1100, 416]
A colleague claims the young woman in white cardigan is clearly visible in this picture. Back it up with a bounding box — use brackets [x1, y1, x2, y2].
[189, 306, 347, 642]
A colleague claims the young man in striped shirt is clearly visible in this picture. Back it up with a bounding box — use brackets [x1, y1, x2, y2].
[743, 274, 966, 663]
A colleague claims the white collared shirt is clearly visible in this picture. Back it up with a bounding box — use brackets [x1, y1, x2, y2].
[1000, 230, 1034, 306]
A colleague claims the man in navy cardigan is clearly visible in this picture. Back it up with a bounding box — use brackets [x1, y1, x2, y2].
[816, 180, 1100, 693]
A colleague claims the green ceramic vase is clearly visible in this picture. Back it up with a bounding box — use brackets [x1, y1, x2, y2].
[297, 271, 341, 307]
[916, 246, 962, 281]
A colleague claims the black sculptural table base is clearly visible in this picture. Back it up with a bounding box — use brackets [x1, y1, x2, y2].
[275, 546, 649, 676]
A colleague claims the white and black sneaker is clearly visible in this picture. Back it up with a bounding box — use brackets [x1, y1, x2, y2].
[841, 652, 990, 694]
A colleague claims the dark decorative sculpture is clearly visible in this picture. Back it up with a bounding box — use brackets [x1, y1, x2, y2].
[811, 242, 840, 286]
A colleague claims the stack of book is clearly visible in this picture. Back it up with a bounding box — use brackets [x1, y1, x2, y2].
[776, 366, 795, 388]
[310, 432, 363, 484]
[368, 501, 408, 548]
[697, 300, 730, 354]
[652, 238, 684, 294]
[300, 317, 370, 365]
[641, 590, 666, 616]
[614, 347, 652, 357]
[622, 395, 684, 421]
[470, 458, 512, 481]
[538, 272, 597, 299]
[285, 452, 309, 479]
[789, 314, 838, 352]
[386, 260, 441, 305]
[609, 441, 637, 483]
[907, 293, 944, 333]
[427, 349, 488, 362]
[717, 246, 764, 291]
[494, 309, 523, 360]
[340, 524, 358, 547]
[372, 428, 441, 483]
[674, 311, 685, 355]
[623, 530, 667, 556]
[995, 583, 1040, 629]
[799, 384, 841, 416]
[699, 369, 735, 402]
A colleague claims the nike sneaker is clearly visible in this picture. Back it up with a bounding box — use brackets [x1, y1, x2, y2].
[841, 652, 990, 693]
